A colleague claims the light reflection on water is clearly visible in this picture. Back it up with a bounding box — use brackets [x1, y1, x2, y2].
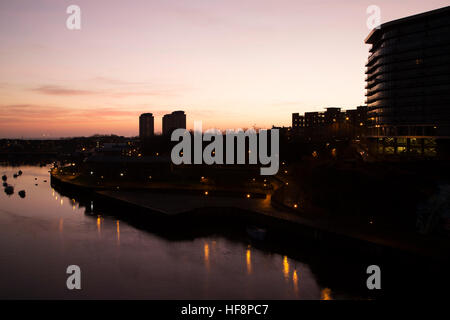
[293, 269, 299, 296]
[204, 242, 210, 272]
[283, 255, 290, 280]
[321, 288, 333, 300]
[116, 220, 120, 246]
[0, 164, 338, 299]
[246, 247, 252, 275]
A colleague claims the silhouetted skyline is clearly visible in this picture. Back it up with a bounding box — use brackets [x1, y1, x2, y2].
[0, 0, 448, 138]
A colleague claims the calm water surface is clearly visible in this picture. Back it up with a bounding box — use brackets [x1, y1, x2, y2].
[0, 165, 352, 299]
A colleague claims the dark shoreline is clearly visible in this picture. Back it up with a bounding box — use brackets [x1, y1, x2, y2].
[50, 172, 450, 263]
[49, 171, 450, 300]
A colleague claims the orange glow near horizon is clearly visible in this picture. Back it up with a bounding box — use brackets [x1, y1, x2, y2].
[1, 1, 448, 138]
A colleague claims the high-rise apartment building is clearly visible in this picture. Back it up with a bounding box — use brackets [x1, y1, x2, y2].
[162, 111, 186, 136]
[139, 113, 154, 139]
[365, 7, 450, 156]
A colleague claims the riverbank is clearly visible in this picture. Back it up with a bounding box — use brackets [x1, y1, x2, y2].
[50, 171, 450, 262]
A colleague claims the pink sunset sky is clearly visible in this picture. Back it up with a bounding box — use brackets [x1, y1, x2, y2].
[0, 0, 448, 138]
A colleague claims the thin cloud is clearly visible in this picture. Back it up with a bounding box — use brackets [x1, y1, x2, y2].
[31, 84, 181, 98]
[0, 104, 220, 123]
[32, 85, 97, 96]
[0, 104, 205, 123]
[0, 104, 138, 121]
[0, 104, 66, 117]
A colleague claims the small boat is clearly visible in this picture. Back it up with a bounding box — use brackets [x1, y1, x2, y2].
[2, 182, 7, 187]
[13, 173, 18, 178]
[1, 175, 6, 181]
[18, 190, 26, 198]
[246, 226, 267, 241]
[4, 185, 14, 195]
[18, 170, 23, 175]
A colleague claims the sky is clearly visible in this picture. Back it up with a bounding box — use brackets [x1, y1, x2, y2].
[0, 0, 448, 138]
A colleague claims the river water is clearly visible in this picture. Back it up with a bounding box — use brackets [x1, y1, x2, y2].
[0, 164, 362, 299]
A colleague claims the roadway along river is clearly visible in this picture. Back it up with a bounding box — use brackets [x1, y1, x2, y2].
[0, 164, 361, 299]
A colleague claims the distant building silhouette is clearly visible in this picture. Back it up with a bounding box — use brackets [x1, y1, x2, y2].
[365, 6, 450, 156]
[162, 111, 186, 136]
[139, 113, 154, 139]
[96, 143, 131, 156]
[292, 106, 367, 139]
